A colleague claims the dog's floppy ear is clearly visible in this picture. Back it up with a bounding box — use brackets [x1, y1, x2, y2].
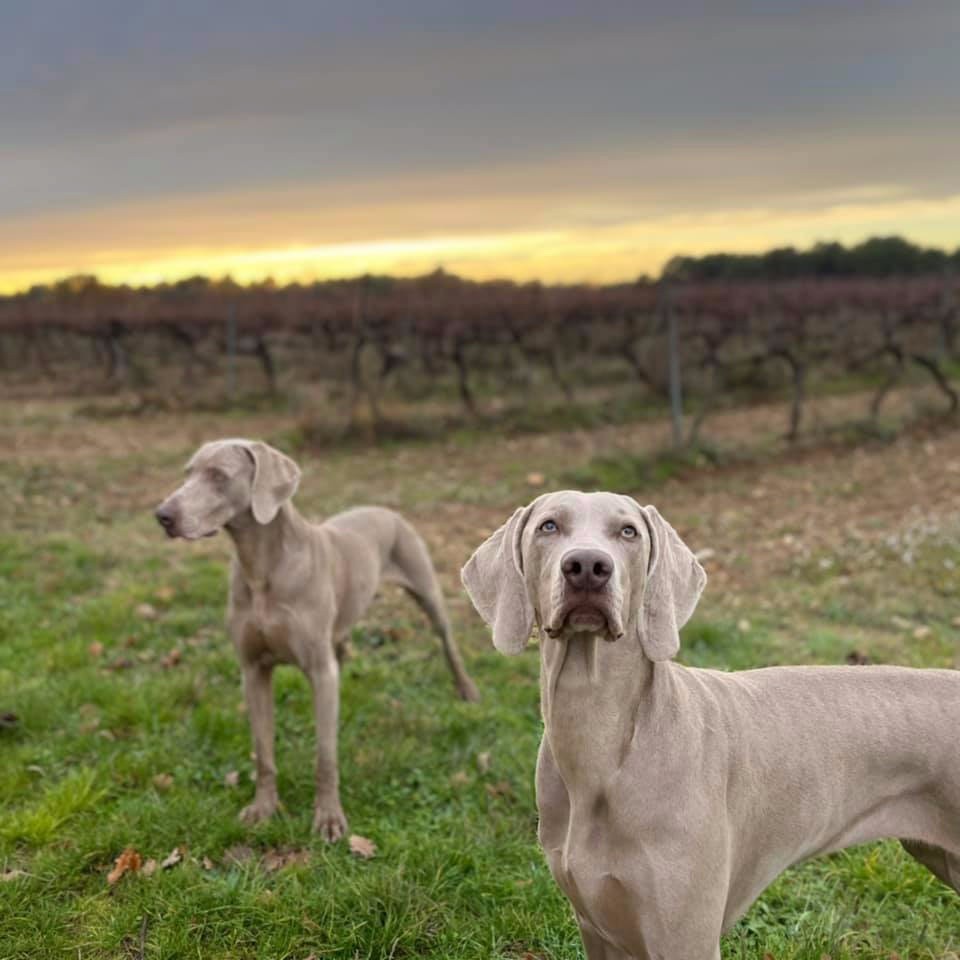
[243, 441, 302, 524]
[461, 505, 535, 655]
[636, 504, 706, 661]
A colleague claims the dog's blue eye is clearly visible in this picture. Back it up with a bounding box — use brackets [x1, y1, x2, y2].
[539, 519, 558, 534]
[621, 525, 637, 539]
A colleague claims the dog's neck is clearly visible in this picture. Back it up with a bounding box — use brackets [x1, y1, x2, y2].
[225, 501, 306, 588]
[539, 625, 666, 792]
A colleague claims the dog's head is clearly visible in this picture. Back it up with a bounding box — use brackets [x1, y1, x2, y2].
[461, 491, 705, 661]
[154, 439, 301, 540]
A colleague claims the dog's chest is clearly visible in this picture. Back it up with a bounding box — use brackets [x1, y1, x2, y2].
[553, 818, 644, 950]
[539, 769, 649, 953]
[236, 581, 296, 663]
[553, 830, 659, 956]
[248, 581, 270, 624]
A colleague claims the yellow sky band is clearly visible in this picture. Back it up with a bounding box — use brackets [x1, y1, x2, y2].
[2, 193, 959, 294]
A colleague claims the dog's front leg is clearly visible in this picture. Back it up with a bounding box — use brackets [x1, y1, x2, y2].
[308, 654, 348, 841]
[238, 660, 280, 824]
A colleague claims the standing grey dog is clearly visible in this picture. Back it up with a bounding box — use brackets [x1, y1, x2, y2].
[156, 438, 478, 840]
[462, 490, 960, 959]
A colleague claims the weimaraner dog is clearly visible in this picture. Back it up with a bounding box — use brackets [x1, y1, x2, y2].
[462, 490, 960, 959]
[155, 438, 478, 840]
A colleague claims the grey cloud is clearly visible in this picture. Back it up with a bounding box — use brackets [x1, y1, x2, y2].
[1, 0, 957, 225]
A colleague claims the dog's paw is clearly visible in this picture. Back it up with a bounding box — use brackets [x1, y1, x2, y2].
[312, 804, 348, 842]
[239, 796, 278, 825]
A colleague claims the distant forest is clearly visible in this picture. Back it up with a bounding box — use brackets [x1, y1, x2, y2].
[662, 236, 960, 283]
[5, 235, 960, 304]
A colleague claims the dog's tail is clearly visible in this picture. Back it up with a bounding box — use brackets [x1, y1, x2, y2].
[387, 515, 480, 702]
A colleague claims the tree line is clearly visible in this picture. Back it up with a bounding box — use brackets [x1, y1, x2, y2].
[663, 236, 960, 282]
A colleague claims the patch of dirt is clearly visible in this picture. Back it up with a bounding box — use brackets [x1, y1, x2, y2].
[655, 429, 960, 596]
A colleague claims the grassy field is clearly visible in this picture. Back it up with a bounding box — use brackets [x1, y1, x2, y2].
[1, 389, 959, 959]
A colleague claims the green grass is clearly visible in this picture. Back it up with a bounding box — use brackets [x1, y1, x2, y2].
[1, 487, 960, 956]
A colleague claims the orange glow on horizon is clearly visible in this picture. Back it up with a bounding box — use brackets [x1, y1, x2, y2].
[1, 191, 959, 294]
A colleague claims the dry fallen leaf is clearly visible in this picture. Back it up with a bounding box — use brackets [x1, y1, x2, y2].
[261, 848, 310, 873]
[155, 586, 175, 602]
[201, 856, 214, 871]
[485, 780, 514, 799]
[223, 770, 240, 788]
[78, 704, 100, 734]
[152, 773, 174, 791]
[0, 869, 27, 882]
[141, 858, 157, 877]
[160, 648, 182, 669]
[525, 472, 546, 487]
[913, 625, 931, 640]
[88, 641, 104, 658]
[348, 835, 377, 860]
[136, 602, 158, 620]
[476, 751, 492, 774]
[261, 849, 285, 873]
[107, 847, 143, 885]
[223, 844, 255, 867]
[287, 848, 310, 868]
[161, 847, 183, 870]
[449, 770, 470, 788]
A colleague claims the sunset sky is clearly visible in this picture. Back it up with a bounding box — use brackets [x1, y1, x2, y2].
[2, 0, 959, 292]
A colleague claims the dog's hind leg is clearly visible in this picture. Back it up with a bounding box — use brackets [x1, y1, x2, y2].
[901, 839, 960, 894]
[386, 519, 480, 702]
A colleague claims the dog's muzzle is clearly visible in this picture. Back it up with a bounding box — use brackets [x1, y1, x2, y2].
[544, 547, 624, 639]
[155, 504, 179, 538]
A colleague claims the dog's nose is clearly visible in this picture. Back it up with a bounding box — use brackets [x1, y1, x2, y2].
[154, 506, 176, 531]
[561, 549, 613, 591]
